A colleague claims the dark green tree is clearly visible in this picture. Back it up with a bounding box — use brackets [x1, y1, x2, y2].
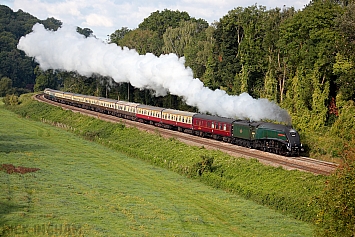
[279, 0, 342, 129]
[109, 27, 131, 44]
[117, 29, 162, 55]
[185, 25, 216, 79]
[163, 20, 208, 57]
[39, 17, 62, 31]
[138, 9, 191, 37]
[207, 5, 286, 96]
[76, 27, 94, 38]
[0, 5, 63, 94]
[0, 76, 12, 96]
[33, 67, 59, 92]
[333, 3, 355, 101]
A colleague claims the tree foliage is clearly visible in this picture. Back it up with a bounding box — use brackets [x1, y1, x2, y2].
[39, 17, 62, 31]
[278, 0, 342, 129]
[0, 5, 62, 95]
[117, 29, 162, 55]
[76, 27, 93, 38]
[0, 76, 12, 96]
[138, 9, 191, 37]
[109, 27, 131, 44]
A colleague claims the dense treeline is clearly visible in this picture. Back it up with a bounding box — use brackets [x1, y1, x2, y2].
[2, 1, 355, 235]
[107, 1, 355, 162]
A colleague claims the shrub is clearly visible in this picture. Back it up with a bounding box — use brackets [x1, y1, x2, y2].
[316, 142, 355, 237]
[3, 94, 19, 106]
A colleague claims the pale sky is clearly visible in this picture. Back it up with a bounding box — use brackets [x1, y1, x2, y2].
[2, 0, 309, 40]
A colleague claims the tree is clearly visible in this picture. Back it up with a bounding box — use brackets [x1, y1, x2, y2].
[163, 20, 208, 57]
[109, 27, 131, 44]
[208, 5, 281, 96]
[33, 67, 59, 92]
[333, 4, 355, 101]
[207, 7, 243, 92]
[138, 9, 191, 37]
[0, 77, 12, 96]
[335, 3, 355, 59]
[40, 17, 62, 31]
[185, 25, 216, 79]
[278, 0, 342, 128]
[0, 5, 63, 95]
[117, 29, 162, 55]
[0, 31, 17, 52]
[76, 27, 94, 38]
[333, 53, 355, 102]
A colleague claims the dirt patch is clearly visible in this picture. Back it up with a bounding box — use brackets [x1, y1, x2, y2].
[1, 164, 40, 174]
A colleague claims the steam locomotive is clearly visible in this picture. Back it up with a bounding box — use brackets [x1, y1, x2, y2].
[44, 88, 303, 156]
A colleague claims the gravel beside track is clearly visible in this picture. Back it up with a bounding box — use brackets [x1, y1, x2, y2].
[35, 93, 338, 175]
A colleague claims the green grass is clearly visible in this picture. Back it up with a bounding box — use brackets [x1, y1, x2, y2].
[0, 100, 315, 236]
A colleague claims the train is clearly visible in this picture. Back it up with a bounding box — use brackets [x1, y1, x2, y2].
[43, 88, 303, 156]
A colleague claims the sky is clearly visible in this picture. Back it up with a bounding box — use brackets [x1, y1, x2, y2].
[2, 0, 310, 40]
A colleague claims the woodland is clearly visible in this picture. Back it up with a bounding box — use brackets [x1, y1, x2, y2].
[1, 1, 355, 235]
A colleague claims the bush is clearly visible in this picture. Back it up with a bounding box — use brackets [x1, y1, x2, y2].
[3, 94, 19, 106]
[316, 142, 355, 237]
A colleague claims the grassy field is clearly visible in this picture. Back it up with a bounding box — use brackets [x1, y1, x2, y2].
[0, 101, 315, 236]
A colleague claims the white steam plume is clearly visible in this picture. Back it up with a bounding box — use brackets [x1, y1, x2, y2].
[18, 23, 291, 123]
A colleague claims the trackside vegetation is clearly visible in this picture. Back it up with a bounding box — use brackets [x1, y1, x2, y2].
[5, 95, 329, 226]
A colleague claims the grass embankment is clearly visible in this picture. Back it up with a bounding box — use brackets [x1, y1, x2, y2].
[1, 94, 327, 235]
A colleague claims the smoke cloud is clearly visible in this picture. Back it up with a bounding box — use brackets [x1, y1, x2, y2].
[18, 23, 291, 123]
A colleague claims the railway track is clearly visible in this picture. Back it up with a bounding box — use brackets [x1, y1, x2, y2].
[34, 94, 338, 175]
